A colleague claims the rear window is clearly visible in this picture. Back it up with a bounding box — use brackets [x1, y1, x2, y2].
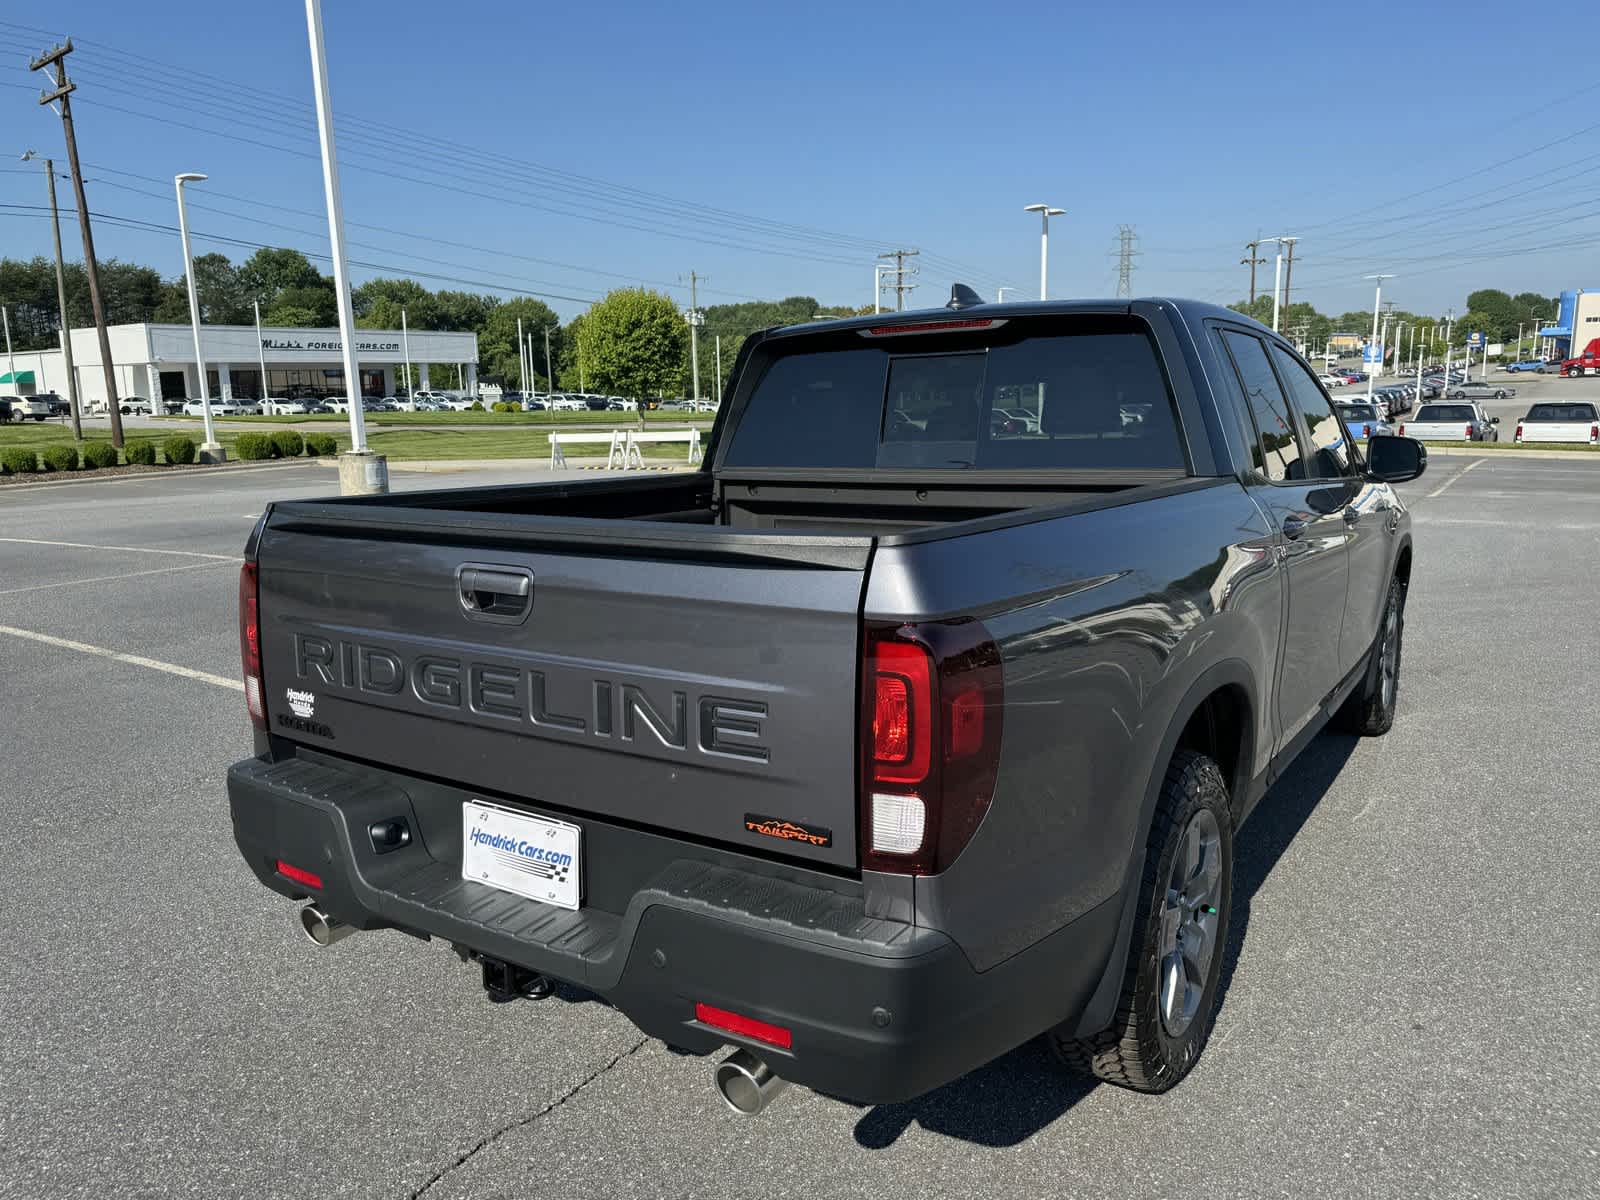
[1339, 404, 1377, 421]
[1526, 403, 1598, 422]
[1416, 405, 1475, 422]
[721, 319, 1185, 471]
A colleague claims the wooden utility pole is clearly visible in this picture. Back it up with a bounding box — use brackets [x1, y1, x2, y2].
[30, 40, 123, 447]
[1241, 240, 1269, 305]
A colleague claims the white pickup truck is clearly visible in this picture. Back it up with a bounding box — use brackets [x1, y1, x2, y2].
[1397, 402, 1498, 442]
[1515, 402, 1599, 445]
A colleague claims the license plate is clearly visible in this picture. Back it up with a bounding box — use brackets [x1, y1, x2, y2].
[461, 800, 581, 911]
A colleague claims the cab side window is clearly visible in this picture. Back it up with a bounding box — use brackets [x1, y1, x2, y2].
[1220, 330, 1303, 483]
[1271, 344, 1353, 478]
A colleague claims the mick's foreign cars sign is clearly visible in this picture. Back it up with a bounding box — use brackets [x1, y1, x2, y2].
[260, 336, 402, 353]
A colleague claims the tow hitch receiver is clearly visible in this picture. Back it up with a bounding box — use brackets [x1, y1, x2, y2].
[477, 954, 553, 1003]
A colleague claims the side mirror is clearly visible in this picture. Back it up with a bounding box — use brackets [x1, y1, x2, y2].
[1367, 435, 1427, 483]
[1491, 415, 1501, 424]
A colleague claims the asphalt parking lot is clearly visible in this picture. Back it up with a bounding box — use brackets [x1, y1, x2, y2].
[2, 455, 1597, 1199]
[1335, 362, 1600, 434]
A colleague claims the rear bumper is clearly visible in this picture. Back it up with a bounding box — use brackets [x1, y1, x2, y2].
[228, 752, 1120, 1104]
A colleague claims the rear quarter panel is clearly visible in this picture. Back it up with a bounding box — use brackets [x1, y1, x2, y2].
[865, 480, 1281, 969]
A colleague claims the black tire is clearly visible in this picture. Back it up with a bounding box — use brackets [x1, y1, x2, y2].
[1537, 367, 1546, 374]
[1335, 576, 1404, 736]
[1049, 751, 1234, 1093]
[1495, 390, 1506, 399]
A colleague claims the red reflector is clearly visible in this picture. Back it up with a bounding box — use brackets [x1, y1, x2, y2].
[276, 859, 322, 889]
[695, 1002, 793, 1049]
[858, 318, 1004, 337]
[946, 683, 986, 758]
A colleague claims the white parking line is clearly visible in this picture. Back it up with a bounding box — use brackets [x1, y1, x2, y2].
[1425, 458, 1487, 499]
[0, 537, 236, 561]
[0, 623, 242, 691]
[0, 559, 231, 596]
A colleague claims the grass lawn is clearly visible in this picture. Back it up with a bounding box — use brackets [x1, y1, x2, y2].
[1419, 440, 1599, 452]
[157, 410, 711, 428]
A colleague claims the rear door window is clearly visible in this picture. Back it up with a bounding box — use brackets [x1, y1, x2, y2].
[1270, 344, 1352, 478]
[722, 319, 1186, 471]
[1218, 330, 1303, 483]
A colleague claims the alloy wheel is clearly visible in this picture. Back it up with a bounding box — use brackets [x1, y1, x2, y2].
[1157, 809, 1223, 1038]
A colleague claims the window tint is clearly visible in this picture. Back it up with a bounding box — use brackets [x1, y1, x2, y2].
[1526, 403, 1598, 422]
[1220, 331, 1302, 482]
[1271, 344, 1350, 478]
[722, 324, 1186, 471]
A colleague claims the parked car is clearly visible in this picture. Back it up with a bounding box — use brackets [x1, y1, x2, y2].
[1398, 402, 1499, 441]
[1445, 380, 1515, 401]
[226, 296, 1424, 1113]
[6, 394, 53, 421]
[1318, 372, 1345, 389]
[1514, 401, 1600, 445]
[995, 406, 1042, 432]
[0, 397, 14, 423]
[32, 391, 69, 417]
[322, 396, 353, 414]
[1336, 402, 1391, 442]
[262, 397, 309, 416]
[1502, 359, 1549, 374]
[181, 398, 240, 417]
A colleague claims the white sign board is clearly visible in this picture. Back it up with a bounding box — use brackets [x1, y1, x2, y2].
[1486, 343, 1504, 356]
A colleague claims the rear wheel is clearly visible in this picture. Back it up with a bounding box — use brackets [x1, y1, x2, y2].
[1336, 576, 1404, 736]
[1050, 751, 1234, 1093]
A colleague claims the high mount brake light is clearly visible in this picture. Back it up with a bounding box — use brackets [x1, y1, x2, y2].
[857, 318, 1006, 338]
[239, 562, 265, 731]
[861, 621, 1004, 875]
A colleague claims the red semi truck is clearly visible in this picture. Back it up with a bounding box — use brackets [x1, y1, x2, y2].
[1559, 338, 1600, 377]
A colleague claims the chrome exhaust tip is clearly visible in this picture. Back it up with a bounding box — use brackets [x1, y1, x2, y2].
[713, 1048, 789, 1116]
[299, 903, 355, 947]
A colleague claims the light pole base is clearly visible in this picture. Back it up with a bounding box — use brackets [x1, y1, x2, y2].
[199, 442, 227, 465]
[338, 450, 389, 495]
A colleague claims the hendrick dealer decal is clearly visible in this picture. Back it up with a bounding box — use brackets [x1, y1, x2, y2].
[286, 688, 315, 719]
[277, 687, 335, 739]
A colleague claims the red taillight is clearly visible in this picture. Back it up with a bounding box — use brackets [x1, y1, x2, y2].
[1592, 424, 1598, 443]
[871, 639, 932, 783]
[239, 561, 265, 730]
[695, 1002, 793, 1050]
[1465, 424, 1473, 439]
[1397, 424, 1405, 436]
[1363, 423, 1371, 438]
[861, 621, 1004, 875]
[1515, 424, 1523, 441]
[276, 859, 322, 889]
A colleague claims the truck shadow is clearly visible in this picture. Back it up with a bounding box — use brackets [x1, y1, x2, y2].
[850, 730, 1360, 1150]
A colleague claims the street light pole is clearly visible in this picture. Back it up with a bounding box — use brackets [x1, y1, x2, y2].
[254, 299, 269, 408]
[175, 172, 221, 460]
[1441, 308, 1455, 393]
[543, 325, 554, 394]
[1024, 204, 1065, 300]
[304, 0, 382, 492]
[401, 306, 413, 402]
[996, 287, 1014, 302]
[1363, 274, 1393, 404]
[21, 151, 81, 437]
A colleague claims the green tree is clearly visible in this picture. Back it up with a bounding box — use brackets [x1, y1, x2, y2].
[478, 297, 561, 386]
[266, 285, 337, 326]
[1465, 289, 1518, 342]
[579, 288, 687, 398]
[237, 248, 326, 305]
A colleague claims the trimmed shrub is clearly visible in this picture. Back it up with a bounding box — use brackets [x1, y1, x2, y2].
[304, 432, 338, 457]
[81, 442, 120, 469]
[234, 433, 279, 461]
[469, 400, 485, 411]
[492, 401, 518, 413]
[269, 430, 305, 457]
[162, 435, 197, 465]
[41, 444, 79, 472]
[1, 447, 38, 474]
[125, 440, 158, 466]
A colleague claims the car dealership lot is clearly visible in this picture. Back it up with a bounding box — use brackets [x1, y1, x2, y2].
[1, 459, 1596, 1198]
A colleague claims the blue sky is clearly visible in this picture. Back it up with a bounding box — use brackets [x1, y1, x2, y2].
[3, 1, 1597, 322]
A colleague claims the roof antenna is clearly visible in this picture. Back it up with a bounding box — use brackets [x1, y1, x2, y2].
[947, 283, 984, 311]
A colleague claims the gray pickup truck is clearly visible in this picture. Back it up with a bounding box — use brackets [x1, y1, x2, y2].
[228, 296, 1425, 1113]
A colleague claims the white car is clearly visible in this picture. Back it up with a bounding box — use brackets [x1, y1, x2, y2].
[181, 398, 241, 417]
[323, 396, 353, 414]
[262, 397, 308, 416]
[1318, 373, 1345, 389]
[1514, 401, 1599, 445]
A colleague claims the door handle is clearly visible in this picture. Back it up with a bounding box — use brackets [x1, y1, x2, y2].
[1342, 507, 1361, 525]
[1281, 516, 1307, 540]
[457, 564, 534, 623]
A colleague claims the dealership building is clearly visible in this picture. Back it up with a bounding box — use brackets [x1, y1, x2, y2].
[0, 321, 479, 405]
[1537, 289, 1600, 359]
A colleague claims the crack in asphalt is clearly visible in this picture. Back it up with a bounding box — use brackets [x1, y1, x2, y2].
[409, 1035, 650, 1199]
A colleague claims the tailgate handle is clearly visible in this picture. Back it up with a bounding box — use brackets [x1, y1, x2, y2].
[457, 565, 534, 623]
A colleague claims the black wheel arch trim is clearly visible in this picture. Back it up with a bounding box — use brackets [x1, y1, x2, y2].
[1070, 657, 1259, 1037]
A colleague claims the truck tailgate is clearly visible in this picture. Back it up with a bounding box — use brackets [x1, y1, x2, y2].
[253, 510, 871, 869]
